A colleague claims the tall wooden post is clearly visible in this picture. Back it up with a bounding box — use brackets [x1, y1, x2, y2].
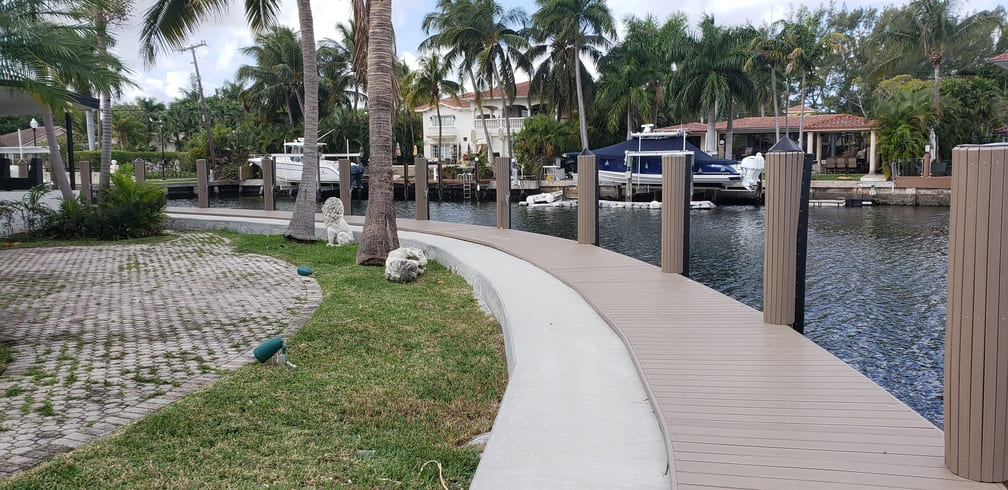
[945, 144, 1008, 482]
[577, 153, 598, 245]
[661, 153, 691, 275]
[262, 156, 275, 211]
[196, 158, 209, 208]
[79, 161, 92, 204]
[338, 159, 351, 216]
[763, 139, 812, 332]
[494, 156, 510, 229]
[416, 157, 429, 221]
[133, 158, 145, 183]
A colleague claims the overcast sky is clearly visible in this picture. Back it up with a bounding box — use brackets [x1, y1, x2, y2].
[114, 0, 1003, 104]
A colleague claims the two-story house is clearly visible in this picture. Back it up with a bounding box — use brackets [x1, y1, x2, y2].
[414, 81, 544, 164]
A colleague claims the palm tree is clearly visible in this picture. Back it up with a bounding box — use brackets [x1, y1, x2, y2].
[885, 0, 1001, 157]
[142, 0, 322, 242]
[355, 0, 400, 265]
[473, 4, 530, 159]
[422, 0, 527, 158]
[780, 10, 843, 142]
[402, 53, 461, 194]
[238, 27, 306, 125]
[667, 16, 754, 156]
[1, 0, 128, 201]
[744, 23, 788, 140]
[90, 0, 130, 196]
[531, 0, 614, 151]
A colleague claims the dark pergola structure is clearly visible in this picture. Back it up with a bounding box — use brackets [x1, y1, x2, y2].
[0, 87, 99, 190]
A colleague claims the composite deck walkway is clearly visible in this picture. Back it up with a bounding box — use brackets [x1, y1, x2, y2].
[170, 207, 1000, 489]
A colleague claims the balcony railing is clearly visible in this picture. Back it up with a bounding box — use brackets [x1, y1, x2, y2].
[476, 117, 526, 133]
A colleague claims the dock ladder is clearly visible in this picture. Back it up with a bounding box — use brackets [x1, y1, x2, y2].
[462, 170, 474, 201]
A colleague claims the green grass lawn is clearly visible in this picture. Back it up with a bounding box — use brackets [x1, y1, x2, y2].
[1, 234, 506, 489]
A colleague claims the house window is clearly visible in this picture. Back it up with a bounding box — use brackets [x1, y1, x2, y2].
[429, 115, 455, 126]
[430, 144, 458, 162]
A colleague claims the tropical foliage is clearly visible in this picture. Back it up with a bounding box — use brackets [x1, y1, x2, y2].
[512, 115, 578, 177]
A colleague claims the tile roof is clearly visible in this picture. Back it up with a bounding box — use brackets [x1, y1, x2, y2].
[0, 126, 64, 148]
[415, 80, 532, 112]
[990, 52, 1008, 62]
[660, 113, 875, 134]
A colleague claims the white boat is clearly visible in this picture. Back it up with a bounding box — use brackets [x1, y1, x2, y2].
[574, 126, 743, 189]
[248, 138, 362, 186]
[524, 190, 564, 207]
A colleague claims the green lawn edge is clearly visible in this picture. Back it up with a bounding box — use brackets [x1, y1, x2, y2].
[1, 233, 507, 489]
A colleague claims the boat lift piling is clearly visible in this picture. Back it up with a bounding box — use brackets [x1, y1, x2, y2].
[577, 152, 599, 245]
[196, 158, 209, 208]
[660, 153, 693, 276]
[415, 157, 429, 221]
[762, 139, 812, 333]
[495, 157, 511, 229]
[262, 156, 275, 211]
[338, 159, 351, 216]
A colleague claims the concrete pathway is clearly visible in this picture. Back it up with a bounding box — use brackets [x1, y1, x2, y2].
[0, 232, 321, 477]
[170, 211, 671, 488]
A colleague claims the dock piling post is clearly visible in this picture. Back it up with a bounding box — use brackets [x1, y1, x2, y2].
[494, 156, 510, 229]
[133, 157, 145, 183]
[661, 154, 691, 275]
[945, 144, 1008, 482]
[763, 139, 812, 332]
[416, 157, 429, 221]
[196, 158, 208, 208]
[338, 159, 350, 215]
[79, 161, 92, 204]
[577, 152, 598, 245]
[262, 156, 275, 211]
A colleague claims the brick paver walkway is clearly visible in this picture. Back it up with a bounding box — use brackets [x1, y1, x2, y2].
[0, 232, 321, 477]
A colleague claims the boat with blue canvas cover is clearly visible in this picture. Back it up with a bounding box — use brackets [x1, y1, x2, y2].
[569, 126, 742, 188]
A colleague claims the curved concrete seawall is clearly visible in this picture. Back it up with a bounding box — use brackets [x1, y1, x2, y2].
[169, 211, 671, 488]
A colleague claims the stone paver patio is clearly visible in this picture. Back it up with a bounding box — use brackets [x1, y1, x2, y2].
[0, 232, 321, 478]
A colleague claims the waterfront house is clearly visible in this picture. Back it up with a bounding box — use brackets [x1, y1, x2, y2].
[663, 105, 880, 175]
[414, 81, 544, 164]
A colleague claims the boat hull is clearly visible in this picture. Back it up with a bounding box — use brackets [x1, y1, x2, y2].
[250, 156, 347, 185]
[598, 169, 742, 188]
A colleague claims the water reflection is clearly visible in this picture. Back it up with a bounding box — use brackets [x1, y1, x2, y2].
[169, 195, 950, 427]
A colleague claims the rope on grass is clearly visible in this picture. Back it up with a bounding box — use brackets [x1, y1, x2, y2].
[419, 460, 449, 490]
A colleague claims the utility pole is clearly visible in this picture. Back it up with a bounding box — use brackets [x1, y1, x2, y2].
[181, 41, 217, 165]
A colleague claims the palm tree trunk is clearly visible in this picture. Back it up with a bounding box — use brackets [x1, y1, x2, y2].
[706, 104, 717, 155]
[932, 62, 941, 160]
[625, 95, 632, 141]
[470, 68, 494, 157]
[573, 39, 589, 151]
[294, 87, 306, 121]
[97, 14, 112, 196]
[725, 98, 734, 160]
[43, 110, 74, 201]
[284, 0, 321, 242]
[497, 70, 513, 158]
[356, 0, 399, 265]
[798, 72, 806, 144]
[436, 98, 443, 177]
[770, 69, 779, 141]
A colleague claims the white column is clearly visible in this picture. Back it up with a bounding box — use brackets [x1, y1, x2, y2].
[806, 132, 814, 154]
[869, 130, 878, 175]
[815, 133, 822, 163]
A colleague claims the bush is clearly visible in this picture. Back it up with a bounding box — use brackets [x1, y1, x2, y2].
[45, 164, 167, 240]
[0, 185, 54, 239]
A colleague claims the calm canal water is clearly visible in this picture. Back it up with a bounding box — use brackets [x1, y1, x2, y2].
[171, 195, 950, 427]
